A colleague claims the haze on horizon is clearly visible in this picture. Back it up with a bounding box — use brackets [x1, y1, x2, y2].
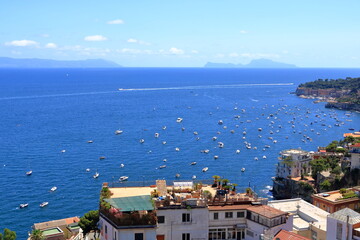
[0, 0, 359, 68]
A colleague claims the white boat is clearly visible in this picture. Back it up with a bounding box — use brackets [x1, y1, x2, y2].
[87, 140, 93, 143]
[119, 176, 129, 181]
[192, 175, 197, 179]
[162, 141, 167, 145]
[162, 126, 167, 130]
[86, 168, 90, 172]
[218, 120, 223, 125]
[50, 186, 57, 192]
[61, 150, 66, 153]
[115, 130, 123, 135]
[93, 172, 99, 178]
[19, 203, 29, 209]
[258, 128, 262, 131]
[40, 202, 48, 208]
[175, 147, 180, 151]
[159, 165, 166, 169]
[212, 137, 217, 141]
[241, 168, 245, 172]
[26, 170, 32, 176]
[120, 164, 125, 168]
[193, 131, 198, 135]
[236, 150, 240, 154]
[214, 155, 219, 159]
[254, 157, 258, 161]
[139, 139, 145, 144]
[190, 162, 197, 165]
[218, 142, 224, 148]
[202, 167, 209, 172]
[163, 159, 167, 162]
[176, 117, 183, 123]
[175, 173, 181, 178]
[263, 155, 267, 159]
[155, 133, 159, 138]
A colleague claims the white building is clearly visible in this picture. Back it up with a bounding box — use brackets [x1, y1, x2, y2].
[268, 198, 329, 240]
[350, 143, 360, 170]
[326, 208, 360, 240]
[276, 149, 312, 179]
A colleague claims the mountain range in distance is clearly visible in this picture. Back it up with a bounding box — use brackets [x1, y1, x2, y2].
[204, 58, 297, 68]
[0, 57, 121, 68]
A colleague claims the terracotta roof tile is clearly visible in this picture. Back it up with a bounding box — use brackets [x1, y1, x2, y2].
[208, 204, 251, 211]
[273, 229, 311, 240]
[248, 205, 286, 218]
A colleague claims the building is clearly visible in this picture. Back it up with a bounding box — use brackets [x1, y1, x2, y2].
[99, 180, 292, 240]
[268, 198, 329, 240]
[276, 149, 312, 179]
[350, 143, 360, 170]
[312, 187, 360, 213]
[31, 216, 83, 240]
[343, 132, 360, 139]
[273, 229, 311, 240]
[326, 208, 360, 240]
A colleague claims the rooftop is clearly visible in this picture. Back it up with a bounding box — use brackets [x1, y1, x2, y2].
[33, 216, 80, 231]
[247, 205, 286, 219]
[344, 132, 360, 138]
[328, 208, 360, 224]
[281, 149, 309, 155]
[273, 229, 311, 240]
[268, 198, 328, 231]
[104, 195, 154, 212]
[312, 188, 360, 203]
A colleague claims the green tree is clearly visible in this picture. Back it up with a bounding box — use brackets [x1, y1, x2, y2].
[0, 229, 17, 240]
[320, 180, 332, 191]
[29, 229, 44, 240]
[79, 210, 99, 236]
[310, 157, 330, 180]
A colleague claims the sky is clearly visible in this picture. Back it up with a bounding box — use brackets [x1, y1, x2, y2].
[0, 0, 360, 67]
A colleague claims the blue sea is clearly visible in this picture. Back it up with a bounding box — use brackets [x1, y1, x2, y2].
[1, 68, 360, 238]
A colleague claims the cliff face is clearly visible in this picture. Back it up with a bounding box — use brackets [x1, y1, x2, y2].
[272, 178, 315, 202]
[295, 87, 349, 98]
[325, 102, 360, 111]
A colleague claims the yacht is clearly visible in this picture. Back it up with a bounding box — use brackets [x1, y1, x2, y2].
[241, 168, 245, 172]
[139, 139, 145, 144]
[26, 170, 32, 176]
[214, 155, 219, 159]
[175, 147, 180, 151]
[155, 133, 159, 138]
[190, 162, 197, 165]
[202, 167, 209, 172]
[99, 156, 106, 160]
[218, 142, 224, 148]
[93, 172, 99, 178]
[120, 164, 125, 168]
[263, 155, 267, 159]
[212, 137, 217, 141]
[87, 140, 93, 143]
[86, 168, 90, 172]
[254, 157, 258, 161]
[192, 175, 197, 180]
[218, 120, 223, 125]
[175, 173, 181, 178]
[119, 176, 129, 181]
[159, 165, 166, 169]
[40, 202, 48, 208]
[115, 130, 123, 135]
[176, 117, 183, 123]
[236, 150, 240, 154]
[50, 186, 57, 192]
[19, 203, 29, 209]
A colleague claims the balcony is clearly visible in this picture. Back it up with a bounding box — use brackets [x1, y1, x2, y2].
[100, 206, 157, 229]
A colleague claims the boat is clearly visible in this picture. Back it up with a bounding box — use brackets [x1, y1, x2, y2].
[26, 170, 32, 176]
[86, 168, 90, 172]
[159, 165, 166, 169]
[263, 156, 267, 159]
[218, 142, 224, 148]
[162, 141, 167, 145]
[19, 203, 28, 209]
[175, 173, 181, 178]
[99, 156, 106, 160]
[139, 139, 145, 144]
[162, 126, 167, 130]
[120, 164, 125, 168]
[202, 167, 209, 172]
[193, 131, 198, 135]
[163, 159, 167, 162]
[254, 157, 258, 161]
[119, 176, 129, 181]
[192, 175, 197, 179]
[115, 130, 123, 135]
[190, 162, 197, 165]
[241, 168, 245, 172]
[176, 117, 183, 123]
[175, 147, 180, 151]
[40, 202, 48, 208]
[218, 120, 223, 125]
[61, 149, 66, 153]
[214, 155, 219, 159]
[212, 136, 217, 141]
[50, 186, 57, 192]
[87, 140, 93, 143]
[155, 133, 159, 138]
[258, 128, 262, 131]
[93, 172, 99, 178]
[236, 150, 240, 154]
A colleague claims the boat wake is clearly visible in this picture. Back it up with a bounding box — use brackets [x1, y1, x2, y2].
[119, 83, 294, 92]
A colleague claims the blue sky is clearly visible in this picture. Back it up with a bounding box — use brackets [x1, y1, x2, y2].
[0, 0, 359, 67]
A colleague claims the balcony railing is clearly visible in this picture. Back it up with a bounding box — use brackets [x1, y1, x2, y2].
[100, 206, 157, 228]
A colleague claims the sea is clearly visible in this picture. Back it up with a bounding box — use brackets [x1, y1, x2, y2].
[1, 68, 360, 238]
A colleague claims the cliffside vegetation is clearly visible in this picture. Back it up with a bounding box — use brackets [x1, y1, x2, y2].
[298, 77, 360, 90]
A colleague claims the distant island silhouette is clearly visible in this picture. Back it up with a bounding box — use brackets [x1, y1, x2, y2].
[204, 58, 297, 68]
[0, 57, 121, 68]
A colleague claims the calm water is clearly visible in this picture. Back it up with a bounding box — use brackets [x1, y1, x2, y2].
[1, 68, 360, 237]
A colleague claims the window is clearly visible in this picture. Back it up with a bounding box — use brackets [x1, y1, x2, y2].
[246, 230, 254, 237]
[237, 211, 244, 218]
[182, 233, 190, 240]
[105, 225, 107, 234]
[214, 212, 219, 220]
[336, 223, 342, 240]
[182, 213, 191, 222]
[135, 233, 144, 240]
[158, 216, 165, 224]
[225, 212, 233, 218]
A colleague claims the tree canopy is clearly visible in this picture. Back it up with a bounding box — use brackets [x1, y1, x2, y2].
[79, 210, 99, 236]
[0, 228, 17, 240]
[29, 229, 44, 240]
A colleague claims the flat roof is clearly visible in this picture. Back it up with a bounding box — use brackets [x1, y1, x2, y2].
[248, 205, 286, 219]
[268, 198, 328, 231]
[209, 204, 251, 211]
[42, 227, 62, 236]
[33, 216, 80, 231]
[105, 195, 154, 212]
[313, 189, 360, 203]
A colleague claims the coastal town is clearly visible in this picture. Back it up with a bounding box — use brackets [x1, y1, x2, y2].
[16, 130, 358, 240]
